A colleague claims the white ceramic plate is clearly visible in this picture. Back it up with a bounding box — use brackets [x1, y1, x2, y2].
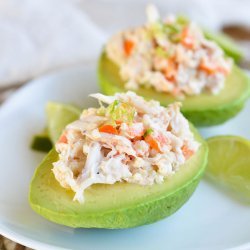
[0, 65, 250, 250]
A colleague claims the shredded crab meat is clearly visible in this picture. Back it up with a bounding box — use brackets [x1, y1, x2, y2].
[105, 5, 232, 97]
[53, 91, 200, 203]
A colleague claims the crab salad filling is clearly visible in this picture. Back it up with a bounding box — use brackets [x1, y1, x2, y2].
[105, 5, 232, 97]
[52, 92, 200, 203]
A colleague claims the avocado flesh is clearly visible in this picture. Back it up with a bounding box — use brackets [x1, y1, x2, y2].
[29, 122, 208, 228]
[98, 53, 250, 127]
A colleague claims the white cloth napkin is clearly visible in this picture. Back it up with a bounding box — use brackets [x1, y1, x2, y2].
[1, 0, 250, 87]
[0, 0, 106, 86]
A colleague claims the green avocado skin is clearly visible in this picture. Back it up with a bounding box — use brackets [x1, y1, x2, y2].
[30, 160, 203, 229]
[98, 67, 246, 127]
[98, 54, 250, 127]
[30, 148, 207, 229]
[29, 123, 208, 229]
[182, 101, 245, 127]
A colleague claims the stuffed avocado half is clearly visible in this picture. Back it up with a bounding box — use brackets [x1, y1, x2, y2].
[98, 54, 249, 127]
[29, 92, 208, 229]
[98, 5, 250, 127]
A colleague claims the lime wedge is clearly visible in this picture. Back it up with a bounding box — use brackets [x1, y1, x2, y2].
[206, 136, 250, 201]
[46, 102, 81, 143]
[30, 133, 52, 152]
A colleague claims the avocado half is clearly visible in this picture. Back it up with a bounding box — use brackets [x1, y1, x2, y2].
[29, 122, 208, 229]
[98, 53, 250, 127]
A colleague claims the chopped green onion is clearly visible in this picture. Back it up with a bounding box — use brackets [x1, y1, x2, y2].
[106, 100, 136, 124]
[155, 47, 170, 58]
[164, 23, 181, 34]
[144, 128, 154, 137]
[96, 106, 106, 116]
[169, 34, 181, 43]
[149, 16, 189, 44]
[150, 21, 165, 33]
[164, 22, 184, 43]
[176, 16, 189, 25]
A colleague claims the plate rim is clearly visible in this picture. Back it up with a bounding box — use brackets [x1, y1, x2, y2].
[0, 65, 93, 250]
[0, 65, 250, 250]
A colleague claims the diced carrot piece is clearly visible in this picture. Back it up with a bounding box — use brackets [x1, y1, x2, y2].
[133, 136, 143, 141]
[99, 124, 118, 134]
[182, 37, 194, 49]
[199, 62, 216, 74]
[163, 57, 177, 81]
[166, 75, 176, 82]
[145, 135, 161, 152]
[182, 145, 194, 159]
[199, 62, 229, 75]
[115, 120, 122, 125]
[124, 39, 134, 56]
[59, 133, 68, 144]
[181, 27, 194, 49]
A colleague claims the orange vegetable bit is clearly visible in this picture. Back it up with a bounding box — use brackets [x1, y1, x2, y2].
[115, 120, 122, 125]
[182, 145, 194, 159]
[163, 57, 177, 82]
[181, 27, 194, 49]
[58, 133, 68, 144]
[99, 124, 118, 134]
[124, 39, 135, 56]
[199, 62, 216, 75]
[199, 62, 229, 75]
[133, 136, 144, 141]
[145, 135, 161, 152]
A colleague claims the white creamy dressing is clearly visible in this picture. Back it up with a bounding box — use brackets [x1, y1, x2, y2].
[106, 5, 232, 97]
[53, 92, 200, 203]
